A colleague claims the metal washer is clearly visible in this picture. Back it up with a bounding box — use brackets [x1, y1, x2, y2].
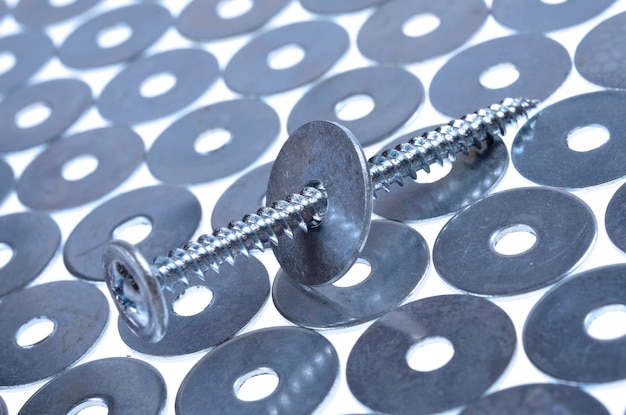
[18, 358, 166, 415]
[59, 4, 171, 69]
[524, 264, 626, 383]
[177, 0, 290, 40]
[357, 0, 488, 63]
[0, 159, 12, 205]
[0, 32, 54, 93]
[300, 0, 387, 14]
[0, 212, 60, 298]
[434, 187, 596, 296]
[176, 327, 339, 415]
[512, 90, 626, 188]
[0, 79, 92, 153]
[346, 295, 516, 415]
[272, 220, 429, 328]
[430, 34, 570, 117]
[13, 0, 102, 27]
[118, 257, 269, 356]
[0, 281, 108, 387]
[64, 185, 201, 282]
[224, 21, 349, 95]
[288, 66, 424, 146]
[605, 181, 626, 254]
[17, 126, 144, 210]
[98, 49, 219, 124]
[147, 99, 279, 184]
[0, 395, 5, 415]
[267, 121, 372, 286]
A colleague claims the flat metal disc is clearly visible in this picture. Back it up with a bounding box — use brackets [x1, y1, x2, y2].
[512, 91, 626, 188]
[0, 395, 5, 415]
[59, 4, 171, 69]
[98, 49, 219, 124]
[0, 212, 60, 297]
[18, 358, 166, 415]
[176, 327, 339, 415]
[300, 0, 386, 14]
[606, 181, 626, 254]
[346, 295, 516, 415]
[434, 187, 595, 296]
[272, 220, 429, 328]
[147, 99, 279, 184]
[0, 281, 108, 387]
[0, 158, 13, 205]
[64, 185, 201, 282]
[13, 0, 102, 27]
[0, 32, 54, 93]
[224, 21, 349, 95]
[524, 264, 626, 383]
[118, 257, 269, 356]
[357, 0, 488, 63]
[288, 66, 424, 146]
[177, 0, 290, 40]
[17, 126, 144, 210]
[430, 34, 570, 117]
[266, 120, 372, 286]
[373, 125, 509, 221]
[0, 79, 92, 153]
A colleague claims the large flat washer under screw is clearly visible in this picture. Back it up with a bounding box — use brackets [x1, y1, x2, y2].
[17, 126, 144, 210]
[605, 181, 626, 254]
[512, 91, 626, 188]
[0, 32, 53, 93]
[434, 187, 596, 296]
[0, 281, 108, 387]
[0, 159, 12, 204]
[64, 185, 201, 282]
[346, 295, 516, 415]
[524, 264, 626, 383]
[272, 220, 429, 328]
[18, 358, 166, 415]
[12, 0, 101, 27]
[176, 326, 339, 415]
[266, 120, 372, 286]
[299, 0, 387, 14]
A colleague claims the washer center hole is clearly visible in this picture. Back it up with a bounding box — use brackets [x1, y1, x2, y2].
[113, 216, 153, 245]
[49, 0, 78, 7]
[480, 63, 520, 90]
[334, 94, 375, 121]
[216, 0, 253, 19]
[97, 22, 133, 49]
[140, 72, 177, 98]
[333, 258, 371, 287]
[491, 224, 537, 256]
[67, 398, 109, 415]
[566, 124, 610, 152]
[0, 242, 14, 269]
[414, 159, 453, 183]
[194, 127, 232, 154]
[584, 304, 626, 341]
[62, 154, 99, 182]
[15, 316, 56, 348]
[402, 13, 441, 37]
[234, 368, 279, 401]
[267, 43, 305, 70]
[172, 285, 214, 316]
[406, 336, 455, 372]
[0, 51, 16, 75]
[15, 101, 52, 129]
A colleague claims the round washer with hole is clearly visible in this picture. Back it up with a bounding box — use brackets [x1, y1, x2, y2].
[605, 181, 626, 254]
[0, 281, 108, 387]
[0, 31, 54, 93]
[176, 326, 339, 415]
[357, 0, 488, 64]
[0, 159, 13, 205]
[524, 264, 626, 383]
[0, 78, 92, 153]
[17, 126, 144, 210]
[512, 90, 626, 188]
[299, 0, 387, 14]
[224, 21, 349, 95]
[13, 0, 102, 27]
[59, 3, 172, 69]
[346, 295, 516, 415]
[288, 66, 424, 147]
[97, 48, 219, 124]
[17, 357, 166, 415]
[147, 99, 279, 184]
[272, 220, 429, 328]
[0, 395, 5, 415]
[177, 0, 290, 40]
[64, 185, 201, 282]
[434, 187, 595, 296]
[429, 34, 570, 117]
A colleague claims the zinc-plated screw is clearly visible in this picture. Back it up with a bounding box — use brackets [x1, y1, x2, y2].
[104, 97, 538, 342]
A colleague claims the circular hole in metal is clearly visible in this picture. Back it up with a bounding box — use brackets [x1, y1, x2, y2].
[15, 101, 52, 129]
[113, 216, 153, 245]
[15, 316, 56, 348]
[406, 336, 455, 372]
[172, 285, 214, 316]
[217, 0, 253, 19]
[333, 258, 371, 288]
[566, 124, 610, 152]
[61, 154, 99, 182]
[194, 127, 232, 154]
[479, 63, 520, 90]
[414, 159, 453, 184]
[0, 242, 13, 269]
[234, 367, 279, 401]
[49, 0, 77, 7]
[0, 51, 16, 75]
[67, 397, 109, 415]
[334, 94, 375, 121]
[402, 13, 441, 37]
[267, 43, 306, 70]
[584, 304, 626, 341]
[491, 224, 537, 256]
[97, 22, 133, 49]
[139, 72, 177, 98]
[540, 0, 567, 4]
